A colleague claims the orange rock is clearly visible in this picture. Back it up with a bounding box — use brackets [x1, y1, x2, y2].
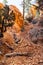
[0, 3, 23, 32]
[0, 3, 4, 8]
[9, 5, 23, 32]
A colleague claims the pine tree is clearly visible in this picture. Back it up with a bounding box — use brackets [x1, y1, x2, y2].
[0, 5, 15, 37]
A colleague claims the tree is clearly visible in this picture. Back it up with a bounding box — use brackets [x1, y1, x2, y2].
[3, 0, 8, 5]
[22, 0, 32, 19]
[23, 0, 31, 13]
[0, 5, 15, 37]
[37, 0, 43, 9]
[0, 8, 4, 37]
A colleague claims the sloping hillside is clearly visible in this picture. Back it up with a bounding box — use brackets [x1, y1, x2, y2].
[0, 3, 43, 65]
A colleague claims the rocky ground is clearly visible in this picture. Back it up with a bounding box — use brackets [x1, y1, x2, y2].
[0, 21, 43, 65]
[0, 2, 43, 65]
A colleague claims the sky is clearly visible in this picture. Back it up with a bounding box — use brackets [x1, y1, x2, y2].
[0, 0, 36, 14]
[30, 0, 36, 4]
[0, 0, 23, 13]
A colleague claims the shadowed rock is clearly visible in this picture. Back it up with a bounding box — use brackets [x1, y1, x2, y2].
[38, 19, 43, 27]
[0, 32, 3, 38]
[38, 28, 43, 41]
[29, 28, 43, 43]
[26, 16, 33, 23]
[32, 18, 38, 24]
[29, 28, 39, 43]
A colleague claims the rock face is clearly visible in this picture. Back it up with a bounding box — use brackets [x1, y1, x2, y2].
[29, 16, 43, 43]
[0, 3, 3, 8]
[9, 5, 23, 32]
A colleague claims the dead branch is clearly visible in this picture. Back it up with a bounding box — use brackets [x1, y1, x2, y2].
[4, 42, 14, 50]
[5, 52, 33, 57]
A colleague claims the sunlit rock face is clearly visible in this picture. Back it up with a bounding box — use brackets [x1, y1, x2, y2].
[0, 3, 4, 8]
[9, 5, 23, 32]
